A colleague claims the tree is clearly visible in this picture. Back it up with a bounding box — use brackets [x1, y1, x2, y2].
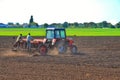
[7, 22, 15, 28]
[78, 23, 84, 28]
[101, 21, 108, 28]
[28, 15, 39, 28]
[107, 23, 115, 28]
[74, 22, 79, 27]
[63, 22, 69, 28]
[15, 23, 23, 28]
[115, 22, 120, 28]
[97, 23, 103, 28]
[88, 22, 97, 28]
[30, 22, 39, 27]
[29, 15, 34, 24]
[50, 23, 57, 27]
[83, 22, 89, 28]
[43, 23, 49, 28]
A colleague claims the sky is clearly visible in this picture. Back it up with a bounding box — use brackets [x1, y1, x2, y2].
[0, 0, 120, 24]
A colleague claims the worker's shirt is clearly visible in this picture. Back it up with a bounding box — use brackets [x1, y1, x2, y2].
[16, 35, 22, 42]
[27, 35, 32, 42]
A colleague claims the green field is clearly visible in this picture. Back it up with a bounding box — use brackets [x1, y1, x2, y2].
[0, 28, 120, 36]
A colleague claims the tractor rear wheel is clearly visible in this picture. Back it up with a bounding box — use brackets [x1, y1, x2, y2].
[70, 45, 77, 54]
[39, 45, 47, 55]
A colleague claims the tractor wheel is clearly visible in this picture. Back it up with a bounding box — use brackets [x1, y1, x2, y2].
[39, 45, 47, 55]
[56, 40, 67, 54]
[70, 45, 77, 54]
[58, 45, 67, 54]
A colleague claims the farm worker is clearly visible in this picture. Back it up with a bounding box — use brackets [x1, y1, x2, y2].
[14, 34, 23, 48]
[26, 33, 33, 51]
[16, 34, 23, 42]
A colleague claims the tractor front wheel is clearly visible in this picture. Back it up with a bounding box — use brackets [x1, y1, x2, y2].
[39, 45, 47, 55]
[58, 45, 67, 54]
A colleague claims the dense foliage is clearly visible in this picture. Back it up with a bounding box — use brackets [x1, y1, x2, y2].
[0, 15, 120, 28]
[2, 21, 120, 28]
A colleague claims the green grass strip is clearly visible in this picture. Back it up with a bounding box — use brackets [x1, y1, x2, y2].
[0, 28, 120, 36]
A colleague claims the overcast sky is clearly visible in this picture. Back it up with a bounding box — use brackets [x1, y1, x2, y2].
[0, 0, 120, 24]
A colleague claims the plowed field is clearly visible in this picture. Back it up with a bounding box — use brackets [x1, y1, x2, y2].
[0, 36, 120, 80]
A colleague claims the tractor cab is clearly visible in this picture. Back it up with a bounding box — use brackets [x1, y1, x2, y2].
[46, 28, 66, 39]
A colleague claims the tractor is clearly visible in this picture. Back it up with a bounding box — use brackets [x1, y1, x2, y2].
[39, 28, 78, 55]
[13, 28, 78, 55]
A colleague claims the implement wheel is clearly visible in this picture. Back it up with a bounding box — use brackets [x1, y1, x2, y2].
[39, 45, 47, 55]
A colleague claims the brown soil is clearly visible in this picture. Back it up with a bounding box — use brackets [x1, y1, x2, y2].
[0, 36, 120, 80]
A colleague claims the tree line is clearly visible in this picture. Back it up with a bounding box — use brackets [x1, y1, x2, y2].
[4, 21, 120, 28]
[43, 21, 120, 28]
[1, 15, 120, 28]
